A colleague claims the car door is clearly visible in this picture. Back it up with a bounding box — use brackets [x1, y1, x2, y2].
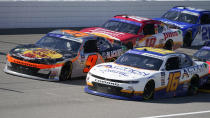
[96, 37, 123, 62]
[152, 23, 168, 48]
[200, 13, 210, 41]
[137, 23, 159, 48]
[164, 56, 184, 96]
[178, 53, 194, 82]
[82, 38, 103, 73]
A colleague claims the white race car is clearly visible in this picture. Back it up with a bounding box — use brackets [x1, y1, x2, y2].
[85, 47, 209, 100]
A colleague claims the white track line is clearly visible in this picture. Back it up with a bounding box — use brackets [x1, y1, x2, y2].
[140, 110, 210, 118]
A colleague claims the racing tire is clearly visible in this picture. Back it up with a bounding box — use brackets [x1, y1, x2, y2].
[183, 32, 192, 47]
[59, 62, 72, 81]
[163, 40, 173, 50]
[143, 80, 155, 100]
[188, 76, 199, 96]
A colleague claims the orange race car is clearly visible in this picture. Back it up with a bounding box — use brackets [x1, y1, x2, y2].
[4, 30, 125, 81]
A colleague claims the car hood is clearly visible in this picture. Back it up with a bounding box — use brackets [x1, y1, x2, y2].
[9, 44, 77, 64]
[89, 62, 157, 81]
[81, 27, 138, 41]
[153, 18, 194, 29]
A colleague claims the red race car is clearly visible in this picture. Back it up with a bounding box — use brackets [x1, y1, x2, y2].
[81, 15, 183, 50]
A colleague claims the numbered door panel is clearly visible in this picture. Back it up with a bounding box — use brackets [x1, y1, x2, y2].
[192, 13, 210, 46]
[137, 23, 165, 48]
[165, 70, 184, 93]
[201, 25, 210, 41]
[164, 56, 185, 95]
[83, 53, 104, 73]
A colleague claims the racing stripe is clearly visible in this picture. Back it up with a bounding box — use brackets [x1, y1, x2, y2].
[7, 54, 64, 69]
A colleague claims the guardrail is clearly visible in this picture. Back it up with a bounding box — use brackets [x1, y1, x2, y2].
[0, 1, 210, 29]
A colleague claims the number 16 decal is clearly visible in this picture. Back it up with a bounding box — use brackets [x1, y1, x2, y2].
[166, 71, 181, 92]
[83, 55, 98, 73]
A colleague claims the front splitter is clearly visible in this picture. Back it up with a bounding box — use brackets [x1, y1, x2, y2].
[84, 86, 143, 101]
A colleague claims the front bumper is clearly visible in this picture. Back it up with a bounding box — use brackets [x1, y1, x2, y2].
[84, 85, 143, 101]
[4, 63, 60, 81]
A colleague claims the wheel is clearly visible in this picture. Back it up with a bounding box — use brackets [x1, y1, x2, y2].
[183, 32, 192, 47]
[188, 76, 199, 96]
[59, 62, 72, 81]
[163, 40, 173, 50]
[143, 81, 155, 100]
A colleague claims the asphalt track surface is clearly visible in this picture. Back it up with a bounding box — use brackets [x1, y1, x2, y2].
[1, 34, 210, 118]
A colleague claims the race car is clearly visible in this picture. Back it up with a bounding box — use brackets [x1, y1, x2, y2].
[81, 15, 183, 50]
[4, 30, 124, 81]
[85, 47, 209, 100]
[193, 46, 210, 82]
[154, 6, 210, 47]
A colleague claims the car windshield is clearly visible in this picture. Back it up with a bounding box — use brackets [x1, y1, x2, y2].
[162, 10, 198, 24]
[115, 53, 163, 70]
[102, 20, 140, 34]
[36, 36, 81, 53]
[194, 49, 210, 61]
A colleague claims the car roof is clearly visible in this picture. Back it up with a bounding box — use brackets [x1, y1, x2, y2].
[201, 46, 210, 50]
[127, 47, 175, 59]
[50, 29, 91, 38]
[112, 15, 158, 24]
[171, 6, 210, 14]
[47, 29, 95, 43]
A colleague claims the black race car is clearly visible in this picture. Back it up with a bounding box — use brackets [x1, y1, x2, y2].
[4, 30, 125, 81]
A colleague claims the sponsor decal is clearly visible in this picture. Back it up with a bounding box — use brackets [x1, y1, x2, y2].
[161, 72, 165, 86]
[101, 49, 122, 59]
[95, 78, 119, 86]
[90, 28, 125, 39]
[163, 32, 178, 40]
[184, 64, 207, 76]
[102, 69, 128, 76]
[62, 30, 89, 37]
[97, 64, 150, 76]
[22, 48, 63, 59]
[202, 26, 210, 41]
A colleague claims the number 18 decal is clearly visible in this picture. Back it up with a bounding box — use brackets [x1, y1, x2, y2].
[145, 37, 156, 47]
[83, 55, 98, 73]
[166, 71, 181, 92]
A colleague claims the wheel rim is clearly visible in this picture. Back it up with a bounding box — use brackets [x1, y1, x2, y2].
[143, 81, 154, 100]
[60, 63, 72, 81]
